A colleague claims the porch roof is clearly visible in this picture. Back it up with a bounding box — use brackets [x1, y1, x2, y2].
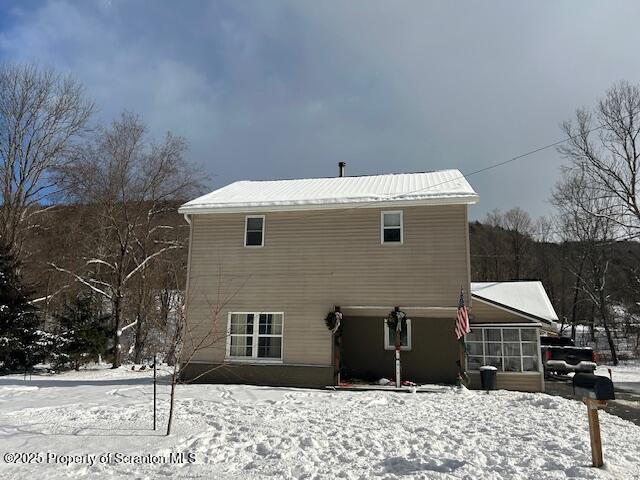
[470, 281, 558, 324]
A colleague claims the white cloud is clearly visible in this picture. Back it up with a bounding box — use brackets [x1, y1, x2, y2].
[2, 0, 640, 218]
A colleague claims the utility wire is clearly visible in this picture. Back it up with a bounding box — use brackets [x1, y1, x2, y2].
[364, 110, 638, 206]
[279, 111, 634, 221]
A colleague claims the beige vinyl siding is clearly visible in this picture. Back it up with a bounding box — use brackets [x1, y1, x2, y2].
[185, 204, 470, 366]
[470, 298, 538, 324]
[468, 372, 543, 392]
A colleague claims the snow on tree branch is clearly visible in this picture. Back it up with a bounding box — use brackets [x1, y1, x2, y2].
[48, 263, 112, 299]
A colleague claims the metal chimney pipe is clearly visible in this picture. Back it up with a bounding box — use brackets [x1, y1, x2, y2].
[338, 162, 346, 177]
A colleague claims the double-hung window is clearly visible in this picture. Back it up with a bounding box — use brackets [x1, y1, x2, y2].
[245, 216, 264, 247]
[383, 318, 412, 350]
[227, 312, 283, 361]
[381, 211, 403, 244]
[466, 327, 539, 372]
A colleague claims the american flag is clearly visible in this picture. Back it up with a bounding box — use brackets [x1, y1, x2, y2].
[455, 288, 471, 339]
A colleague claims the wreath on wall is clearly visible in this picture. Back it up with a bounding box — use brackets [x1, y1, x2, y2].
[325, 311, 343, 334]
[386, 308, 407, 331]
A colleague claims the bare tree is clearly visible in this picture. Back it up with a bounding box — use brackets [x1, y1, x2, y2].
[551, 172, 590, 339]
[551, 168, 621, 364]
[474, 208, 533, 280]
[559, 80, 640, 235]
[502, 207, 533, 279]
[52, 112, 202, 367]
[147, 256, 186, 366]
[530, 216, 557, 305]
[484, 209, 505, 279]
[0, 64, 94, 257]
[165, 267, 249, 435]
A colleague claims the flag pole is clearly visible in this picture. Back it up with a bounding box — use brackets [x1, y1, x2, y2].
[456, 286, 470, 386]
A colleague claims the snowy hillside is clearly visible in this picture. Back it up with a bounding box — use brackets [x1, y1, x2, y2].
[0, 367, 639, 479]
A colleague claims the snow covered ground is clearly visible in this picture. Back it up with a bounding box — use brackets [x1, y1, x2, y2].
[1, 366, 640, 479]
[595, 360, 640, 394]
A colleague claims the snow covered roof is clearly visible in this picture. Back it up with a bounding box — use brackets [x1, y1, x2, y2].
[471, 281, 559, 324]
[179, 169, 479, 214]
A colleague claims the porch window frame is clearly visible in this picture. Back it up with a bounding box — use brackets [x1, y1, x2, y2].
[465, 326, 540, 373]
[244, 215, 265, 248]
[383, 318, 412, 351]
[381, 210, 403, 245]
[225, 312, 284, 363]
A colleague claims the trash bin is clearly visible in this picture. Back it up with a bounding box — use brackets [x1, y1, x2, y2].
[479, 365, 498, 390]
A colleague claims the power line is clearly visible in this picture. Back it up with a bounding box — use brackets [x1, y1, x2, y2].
[280, 111, 633, 221]
[349, 115, 626, 208]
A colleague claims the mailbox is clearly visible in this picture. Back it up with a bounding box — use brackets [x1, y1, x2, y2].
[573, 373, 615, 401]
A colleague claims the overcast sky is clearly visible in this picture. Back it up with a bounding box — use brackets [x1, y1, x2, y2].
[2, 1, 640, 219]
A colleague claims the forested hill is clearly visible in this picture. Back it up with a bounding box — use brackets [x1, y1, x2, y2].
[469, 220, 640, 331]
[23, 205, 640, 319]
[24, 203, 640, 328]
[6, 204, 639, 368]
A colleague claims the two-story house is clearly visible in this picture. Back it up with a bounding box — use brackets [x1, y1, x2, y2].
[178, 167, 552, 392]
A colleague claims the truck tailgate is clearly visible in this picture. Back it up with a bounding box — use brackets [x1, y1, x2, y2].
[547, 347, 594, 364]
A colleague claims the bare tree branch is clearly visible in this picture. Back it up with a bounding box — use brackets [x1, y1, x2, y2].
[49, 262, 112, 299]
[0, 63, 94, 258]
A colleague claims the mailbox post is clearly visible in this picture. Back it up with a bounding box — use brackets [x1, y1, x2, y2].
[584, 398, 605, 467]
[572, 373, 615, 468]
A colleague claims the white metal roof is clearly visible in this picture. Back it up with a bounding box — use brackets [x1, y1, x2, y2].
[471, 281, 559, 324]
[179, 169, 479, 214]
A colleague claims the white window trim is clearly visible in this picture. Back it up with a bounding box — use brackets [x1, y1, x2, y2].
[381, 210, 403, 245]
[383, 318, 412, 351]
[244, 215, 265, 248]
[466, 327, 539, 373]
[225, 312, 284, 363]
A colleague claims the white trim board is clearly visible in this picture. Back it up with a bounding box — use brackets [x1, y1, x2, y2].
[340, 306, 457, 312]
[471, 322, 543, 328]
[179, 196, 479, 215]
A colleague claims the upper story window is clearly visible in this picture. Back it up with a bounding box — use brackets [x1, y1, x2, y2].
[381, 211, 403, 244]
[245, 215, 264, 247]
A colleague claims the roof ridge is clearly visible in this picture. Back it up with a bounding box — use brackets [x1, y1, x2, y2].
[179, 168, 479, 213]
[237, 169, 460, 183]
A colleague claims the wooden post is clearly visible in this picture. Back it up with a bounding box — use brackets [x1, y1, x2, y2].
[394, 307, 401, 388]
[583, 398, 606, 467]
[153, 355, 157, 431]
[335, 335, 341, 385]
[394, 333, 401, 388]
[334, 307, 341, 385]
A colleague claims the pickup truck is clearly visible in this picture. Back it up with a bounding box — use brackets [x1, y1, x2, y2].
[540, 336, 597, 376]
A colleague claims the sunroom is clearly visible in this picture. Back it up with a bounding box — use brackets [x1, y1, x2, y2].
[467, 281, 559, 392]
